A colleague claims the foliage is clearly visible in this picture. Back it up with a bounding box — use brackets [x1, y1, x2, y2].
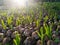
[43, 23, 52, 39]
[13, 31, 21, 45]
[36, 27, 45, 45]
[16, 17, 21, 26]
[1, 19, 7, 30]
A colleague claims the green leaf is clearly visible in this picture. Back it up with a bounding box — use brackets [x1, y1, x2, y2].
[13, 39, 17, 45]
[1, 19, 6, 29]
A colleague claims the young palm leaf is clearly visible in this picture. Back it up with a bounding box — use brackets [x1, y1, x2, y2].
[44, 23, 52, 39]
[1, 19, 6, 30]
[36, 27, 45, 45]
[13, 31, 20, 45]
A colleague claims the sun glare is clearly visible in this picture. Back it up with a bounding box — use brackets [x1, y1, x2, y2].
[13, 0, 28, 7]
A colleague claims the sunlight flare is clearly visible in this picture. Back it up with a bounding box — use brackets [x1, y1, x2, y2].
[12, 0, 28, 7]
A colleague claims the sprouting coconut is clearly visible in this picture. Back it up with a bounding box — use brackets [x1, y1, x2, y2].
[32, 31, 39, 40]
[24, 29, 32, 37]
[2, 37, 11, 45]
[2, 29, 7, 34]
[19, 28, 25, 34]
[6, 30, 12, 37]
[44, 35, 49, 45]
[11, 31, 18, 39]
[0, 24, 2, 32]
[32, 22, 36, 28]
[36, 40, 42, 45]
[44, 35, 49, 42]
[47, 40, 55, 45]
[24, 37, 32, 45]
[0, 33, 4, 42]
[52, 34, 56, 40]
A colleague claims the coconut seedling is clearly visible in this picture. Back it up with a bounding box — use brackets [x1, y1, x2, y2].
[36, 40, 42, 45]
[16, 17, 21, 26]
[26, 15, 32, 24]
[19, 15, 25, 25]
[22, 16, 29, 25]
[0, 24, 2, 32]
[44, 16, 48, 23]
[1, 19, 7, 30]
[43, 23, 52, 39]
[36, 27, 45, 45]
[2, 37, 11, 45]
[24, 36, 32, 45]
[7, 16, 12, 25]
[35, 19, 40, 28]
[13, 31, 21, 45]
[6, 16, 13, 29]
[0, 33, 4, 45]
[47, 40, 55, 45]
[32, 31, 39, 40]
